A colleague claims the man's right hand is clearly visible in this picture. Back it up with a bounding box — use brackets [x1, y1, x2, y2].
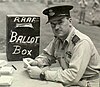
[28, 59, 38, 66]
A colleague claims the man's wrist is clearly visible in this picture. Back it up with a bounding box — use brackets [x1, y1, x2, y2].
[40, 72, 46, 80]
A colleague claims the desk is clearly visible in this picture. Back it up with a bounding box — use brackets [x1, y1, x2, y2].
[8, 61, 64, 87]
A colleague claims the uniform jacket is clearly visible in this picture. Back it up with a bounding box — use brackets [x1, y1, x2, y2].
[35, 26, 100, 86]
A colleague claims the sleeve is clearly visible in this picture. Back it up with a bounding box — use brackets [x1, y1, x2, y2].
[35, 38, 57, 67]
[45, 40, 92, 85]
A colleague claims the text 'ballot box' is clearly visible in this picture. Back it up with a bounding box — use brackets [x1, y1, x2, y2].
[6, 15, 40, 61]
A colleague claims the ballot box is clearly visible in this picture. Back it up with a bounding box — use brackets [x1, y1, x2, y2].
[6, 15, 40, 61]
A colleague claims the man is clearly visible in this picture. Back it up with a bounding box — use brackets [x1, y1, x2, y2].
[92, 0, 99, 10]
[24, 5, 100, 87]
[78, 0, 88, 24]
[91, 0, 100, 24]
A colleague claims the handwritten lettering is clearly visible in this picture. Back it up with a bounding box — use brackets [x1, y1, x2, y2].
[9, 31, 40, 44]
[13, 17, 37, 23]
[12, 45, 32, 56]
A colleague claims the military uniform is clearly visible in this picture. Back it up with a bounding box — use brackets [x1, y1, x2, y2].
[24, 5, 100, 87]
[35, 26, 100, 87]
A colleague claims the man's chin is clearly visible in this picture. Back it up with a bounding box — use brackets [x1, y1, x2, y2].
[56, 34, 67, 40]
[57, 35, 64, 39]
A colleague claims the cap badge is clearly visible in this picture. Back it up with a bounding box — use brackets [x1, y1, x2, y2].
[48, 9, 55, 16]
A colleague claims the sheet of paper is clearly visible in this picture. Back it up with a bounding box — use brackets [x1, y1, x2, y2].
[23, 58, 31, 68]
[0, 66, 14, 75]
[0, 76, 13, 86]
[0, 60, 8, 68]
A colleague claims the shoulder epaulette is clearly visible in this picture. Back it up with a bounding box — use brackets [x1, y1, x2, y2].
[72, 35, 80, 45]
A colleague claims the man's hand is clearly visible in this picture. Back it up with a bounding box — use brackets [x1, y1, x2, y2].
[27, 66, 42, 79]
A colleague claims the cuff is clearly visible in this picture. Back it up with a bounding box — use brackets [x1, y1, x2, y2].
[45, 70, 58, 81]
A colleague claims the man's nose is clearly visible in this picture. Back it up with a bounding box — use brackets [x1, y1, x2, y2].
[55, 24, 60, 30]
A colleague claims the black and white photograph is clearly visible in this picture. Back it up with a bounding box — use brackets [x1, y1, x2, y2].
[0, 0, 100, 87]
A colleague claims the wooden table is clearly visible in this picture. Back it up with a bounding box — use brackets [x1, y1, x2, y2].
[7, 61, 64, 87]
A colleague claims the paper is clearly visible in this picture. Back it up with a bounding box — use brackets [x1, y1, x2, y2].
[0, 60, 8, 68]
[23, 58, 31, 68]
[0, 76, 13, 86]
[0, 66, 14, 75]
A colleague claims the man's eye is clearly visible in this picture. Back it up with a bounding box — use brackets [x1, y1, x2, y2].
[58, 22, 62, 24]
[58, 21, 63, 25]
[51, 23, 55, 27]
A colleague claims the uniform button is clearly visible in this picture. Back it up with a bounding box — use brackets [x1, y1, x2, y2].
[62, 57, 64, 59]
[66, 52, 68, 54]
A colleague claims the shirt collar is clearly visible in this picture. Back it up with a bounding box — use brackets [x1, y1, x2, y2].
[65, 26, 75, 43]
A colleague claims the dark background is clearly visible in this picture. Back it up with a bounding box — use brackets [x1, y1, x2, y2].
[6, 16, 40, 61]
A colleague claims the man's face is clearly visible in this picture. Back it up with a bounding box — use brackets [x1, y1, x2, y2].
[50, 17, 71, 40]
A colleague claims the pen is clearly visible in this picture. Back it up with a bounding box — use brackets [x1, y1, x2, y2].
[12, 65, 17, 70]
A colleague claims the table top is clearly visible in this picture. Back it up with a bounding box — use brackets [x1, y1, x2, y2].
[8, 61, 64, 87]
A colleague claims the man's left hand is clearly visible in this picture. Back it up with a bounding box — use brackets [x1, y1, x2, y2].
[27, 66, 42, 79]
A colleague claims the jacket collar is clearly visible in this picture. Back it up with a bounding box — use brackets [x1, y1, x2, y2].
[65, 26, 75, 43]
